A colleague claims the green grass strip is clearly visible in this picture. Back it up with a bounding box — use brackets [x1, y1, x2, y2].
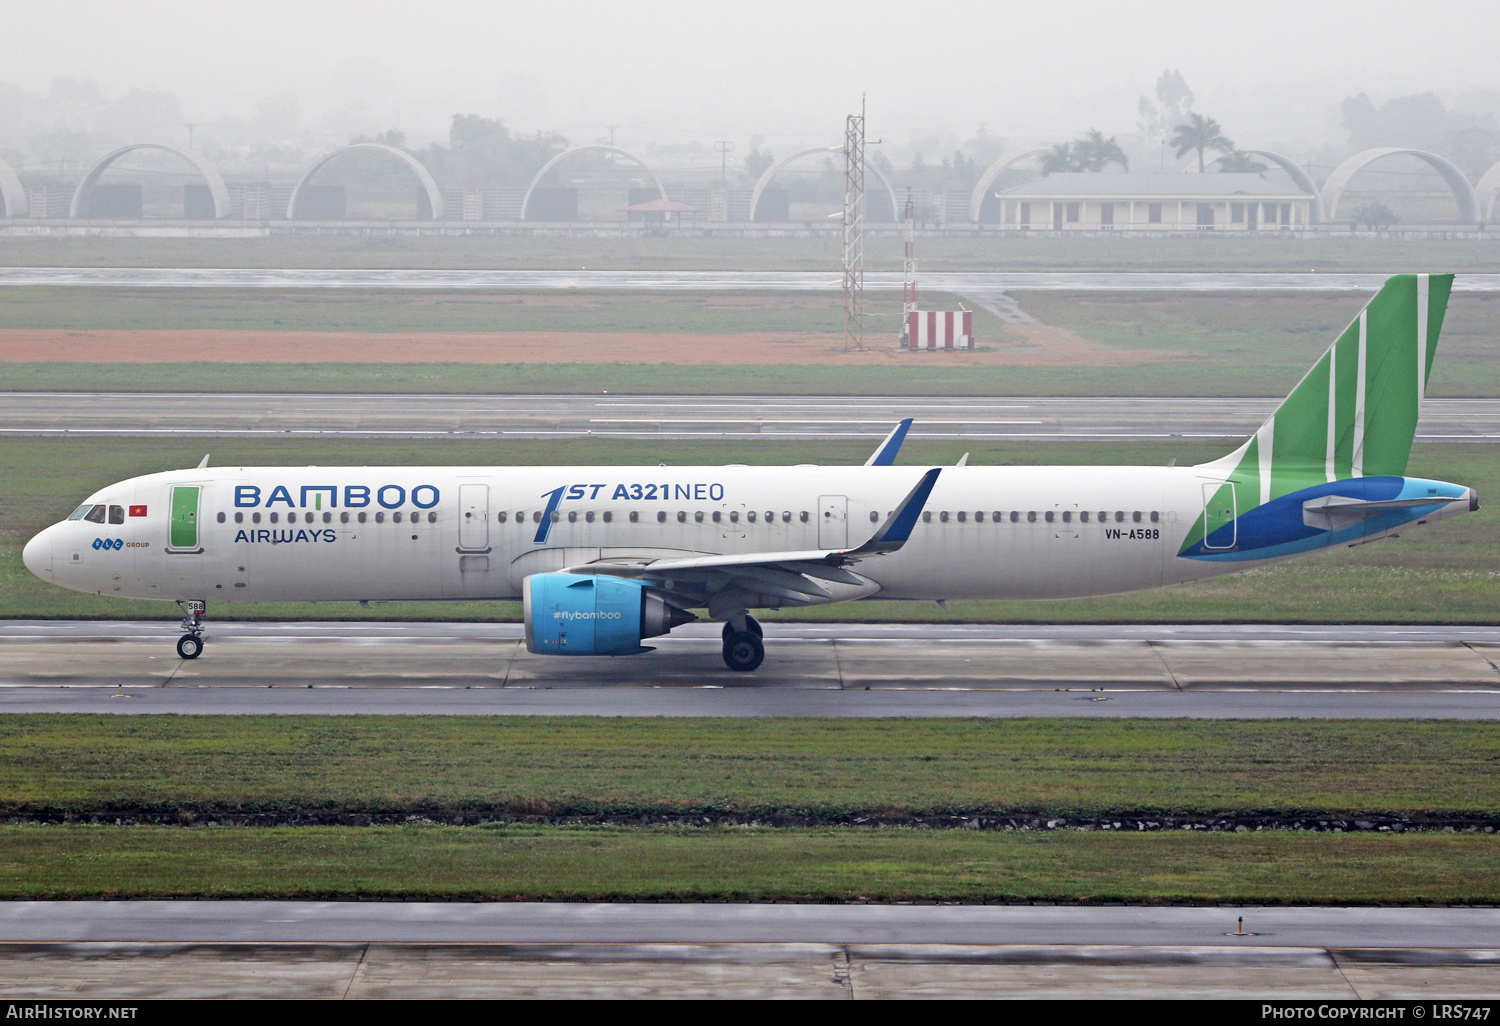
[2, 825, 1497, 903]
[3, 717, 1499, 819]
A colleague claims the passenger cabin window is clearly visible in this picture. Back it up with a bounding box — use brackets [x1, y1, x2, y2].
[868, 511, 878, 522]
[497, 512, 507, 523]
[340, 512, 349, 524]
[1010, 512, 1020, 523]
[394, 512, 404, 524]
[922, 511, 932, 523]
[1027, 512, 1037, 523]
[216, 512, 225, 523]
[1061, 511, 1071, 522]
[252, 512, 261, 524]
[1080, 511, 1090, 523]
[799, 511, 809, 523]
[939, 511, 949, 522]
[358, 512, 367, 523]
[1115, 512, 1125, 522]
[235, 512, 244, 524]
[1045, 511, 1055, 523]
[750, 512, 759, 523]
[375, 512, 385, 524]
[712, 511, 722, 523]
[728, 511, 738, 523]
[1132, 511, 1143, 523]
[269, 512, 279, 524]
[657, 511, 667, 523]
[956, 511, 967, 522]
[427, 512, 437, 524]
[1151, 511, 1160, 523]
[694, 511, 704, 523]
[677, 511, 687, 523]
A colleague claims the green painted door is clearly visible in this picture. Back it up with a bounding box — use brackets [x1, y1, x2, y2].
[169, 486, 201, 550]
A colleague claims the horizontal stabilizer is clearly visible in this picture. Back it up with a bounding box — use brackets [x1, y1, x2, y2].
[1302, 493, 1456, 531]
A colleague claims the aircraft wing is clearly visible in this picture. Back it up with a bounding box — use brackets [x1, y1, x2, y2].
[560, 468, 941, 608]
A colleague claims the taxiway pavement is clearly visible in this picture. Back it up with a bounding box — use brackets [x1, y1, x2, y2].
[3, 622, 1497, 718]
[5, 393, 1499, 441]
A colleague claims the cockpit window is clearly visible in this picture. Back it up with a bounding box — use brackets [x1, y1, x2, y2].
[67, 504, 94, 521]
[108, 505, 125, 525]
[82, 504, 107, 524]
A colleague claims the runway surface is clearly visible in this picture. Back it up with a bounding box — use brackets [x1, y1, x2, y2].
[4, 621, 1497, 717]
[5, 393, 1499, 441]
[5, 267, 1500, 291]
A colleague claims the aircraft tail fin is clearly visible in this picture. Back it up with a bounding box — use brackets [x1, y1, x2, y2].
[1197, 272, 1453, 504]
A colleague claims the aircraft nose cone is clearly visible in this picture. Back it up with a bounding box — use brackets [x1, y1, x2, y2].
[21, 529, 51, 580]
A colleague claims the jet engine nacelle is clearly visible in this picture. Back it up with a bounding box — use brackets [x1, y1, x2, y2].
[523, 572, 696, 655]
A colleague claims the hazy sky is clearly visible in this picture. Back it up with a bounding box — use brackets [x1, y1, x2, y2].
[9, 0, 1500, 153]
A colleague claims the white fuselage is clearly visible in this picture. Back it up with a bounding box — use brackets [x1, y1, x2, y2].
[26, 464, 1235, 606]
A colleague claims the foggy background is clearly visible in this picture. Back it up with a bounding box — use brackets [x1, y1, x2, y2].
[3, 0, 1500, 232]
[5, 0, 1499, 163]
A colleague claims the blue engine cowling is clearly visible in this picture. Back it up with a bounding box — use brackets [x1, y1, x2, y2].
[524, 573, 696, 655]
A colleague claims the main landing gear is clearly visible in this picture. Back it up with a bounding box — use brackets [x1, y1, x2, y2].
[721, 614, 764, 672]
[176, 599, 206, 660]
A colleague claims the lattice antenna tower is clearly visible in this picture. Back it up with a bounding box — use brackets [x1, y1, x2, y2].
[842, 97, 866, 350]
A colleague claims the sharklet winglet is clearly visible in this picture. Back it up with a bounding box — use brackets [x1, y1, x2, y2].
[845, 467, 941, 556]
[864, 418, 914, 466]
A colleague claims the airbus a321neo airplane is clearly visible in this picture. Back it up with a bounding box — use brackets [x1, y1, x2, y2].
[23, 274, 1477, 672]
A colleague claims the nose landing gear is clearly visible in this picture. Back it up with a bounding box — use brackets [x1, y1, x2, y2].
[175, 599, 206, 660]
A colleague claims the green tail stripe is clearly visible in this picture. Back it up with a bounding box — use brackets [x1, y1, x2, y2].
[1181, 273, 1453, 551]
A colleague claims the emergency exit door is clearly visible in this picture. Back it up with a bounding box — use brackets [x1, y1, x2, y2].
[818, 495, 848, 548]
[458, 483, 490, 551]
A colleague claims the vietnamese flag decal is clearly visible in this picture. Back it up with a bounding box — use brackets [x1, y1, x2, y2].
[129, 505, 148, 517]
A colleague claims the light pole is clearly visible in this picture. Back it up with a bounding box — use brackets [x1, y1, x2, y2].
[714, 140, 735, 185]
